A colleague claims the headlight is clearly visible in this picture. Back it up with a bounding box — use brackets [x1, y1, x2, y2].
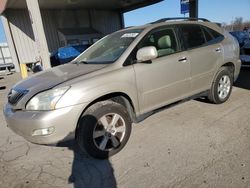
[26, 86, 70, 110]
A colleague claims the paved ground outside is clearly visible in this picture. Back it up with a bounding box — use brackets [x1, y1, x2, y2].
[0, 68, 250, 188]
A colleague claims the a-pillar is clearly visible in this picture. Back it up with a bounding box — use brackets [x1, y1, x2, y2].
[26, 0, 51, 70]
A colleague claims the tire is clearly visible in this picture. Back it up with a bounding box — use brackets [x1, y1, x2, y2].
[77, 100, 132, 159]
[208, 67, 233, 104]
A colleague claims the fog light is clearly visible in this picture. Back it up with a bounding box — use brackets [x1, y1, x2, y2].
[32, 127, 54, 136]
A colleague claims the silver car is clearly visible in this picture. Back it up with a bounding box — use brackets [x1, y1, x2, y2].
[4, 18, 241, 159]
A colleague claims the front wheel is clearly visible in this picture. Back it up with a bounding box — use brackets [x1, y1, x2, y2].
[77, 101, 132, 159]
[208, 67, 233, 104]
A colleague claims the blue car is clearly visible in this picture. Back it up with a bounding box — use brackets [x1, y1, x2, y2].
[50, 44, 90, 67]
[230, 31, 248, 47]
[230, 31, 250, 65]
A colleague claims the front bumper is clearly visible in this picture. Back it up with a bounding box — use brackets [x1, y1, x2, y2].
[3, 103, 87, 145]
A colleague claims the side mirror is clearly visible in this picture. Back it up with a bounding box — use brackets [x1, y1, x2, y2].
[136, 46, 158, 63]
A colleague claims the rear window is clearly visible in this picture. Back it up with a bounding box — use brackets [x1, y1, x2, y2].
[180, 24, 206, 49]
[180, 24, 224, 49]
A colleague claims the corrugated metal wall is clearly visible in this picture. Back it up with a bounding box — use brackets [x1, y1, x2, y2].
[41, 10, 61, 55]
[0, 43, 12, 64]
[6, 9, 122, 63]
[7, 10, 38, 63]
[90, 10, 121, 35]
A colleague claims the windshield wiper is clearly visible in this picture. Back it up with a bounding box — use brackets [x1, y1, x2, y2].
[74, 60, 89, 65]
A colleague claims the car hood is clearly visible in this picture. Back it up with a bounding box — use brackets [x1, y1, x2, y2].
[14, 63, 107, 91]
[10, 63, 108, 109]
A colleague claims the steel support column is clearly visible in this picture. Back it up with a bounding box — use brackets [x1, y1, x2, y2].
[26, 0, 51, 70]
[189, 0, 198, 18]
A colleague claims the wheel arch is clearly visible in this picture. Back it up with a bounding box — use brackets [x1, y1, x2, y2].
[211, 62, 235, 85]
[75, 92, 136, 138]
[221, 62, 235, 78]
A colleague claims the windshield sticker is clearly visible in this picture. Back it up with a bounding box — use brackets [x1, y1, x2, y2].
[121, 33, 139, 38]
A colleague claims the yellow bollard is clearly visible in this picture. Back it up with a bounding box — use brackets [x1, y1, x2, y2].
[20, 63, 28, 79]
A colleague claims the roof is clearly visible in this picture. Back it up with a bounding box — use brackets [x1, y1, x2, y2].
[0, 0, 163, 14]
[122, 17, 223, 35]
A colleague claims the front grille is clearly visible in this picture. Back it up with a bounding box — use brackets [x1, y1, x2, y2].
[8, 88, 28, 105]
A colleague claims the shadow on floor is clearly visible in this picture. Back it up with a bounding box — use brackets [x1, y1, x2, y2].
[194, 97, 210, 103]
[59, 139, 117, 188]
[234, 67, 250, 90]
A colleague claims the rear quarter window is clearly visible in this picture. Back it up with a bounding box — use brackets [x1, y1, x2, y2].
[202, 27, 214, 42]
[203, 26, 224, 44]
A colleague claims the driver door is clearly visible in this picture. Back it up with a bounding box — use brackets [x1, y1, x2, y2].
[133, 26, 191, 114]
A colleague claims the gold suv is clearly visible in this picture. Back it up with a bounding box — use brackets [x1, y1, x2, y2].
[4, 18, 241, 159]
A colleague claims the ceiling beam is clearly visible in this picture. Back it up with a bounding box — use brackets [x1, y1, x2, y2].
[120, 0, 163, 13]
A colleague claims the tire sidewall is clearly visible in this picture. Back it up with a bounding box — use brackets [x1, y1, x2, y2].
[212, 68, 233, 104]
[77, 101, 132, 159]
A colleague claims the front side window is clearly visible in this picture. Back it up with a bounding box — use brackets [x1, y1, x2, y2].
[74, 29, 143, 64]
[139, 28, 178, 57]
[180, 24, 206, 49]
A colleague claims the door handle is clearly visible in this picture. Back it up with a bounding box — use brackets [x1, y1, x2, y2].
[178, 57, 187, 63]
[215, 48, 221, 52]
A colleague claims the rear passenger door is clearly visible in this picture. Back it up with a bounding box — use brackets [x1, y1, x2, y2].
[179, 24, 224, 94]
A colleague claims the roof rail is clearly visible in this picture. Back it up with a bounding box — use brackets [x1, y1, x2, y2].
[151, 17, 210, 24]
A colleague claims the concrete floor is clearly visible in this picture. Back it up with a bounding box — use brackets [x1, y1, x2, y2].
[0, 69, 250, 188]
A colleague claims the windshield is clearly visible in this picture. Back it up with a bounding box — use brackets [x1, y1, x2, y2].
[74, 29, 143, 64]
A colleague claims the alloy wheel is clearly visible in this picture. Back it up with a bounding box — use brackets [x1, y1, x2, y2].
[217, 75, 231, 100]
[93, 113, 126, 151]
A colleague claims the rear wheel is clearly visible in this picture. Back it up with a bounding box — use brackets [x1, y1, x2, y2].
[77, 101, 132, 159]
[208, 67, 233, 104]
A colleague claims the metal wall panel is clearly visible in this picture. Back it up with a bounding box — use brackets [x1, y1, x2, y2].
[91, 10, 121, 35]
[75, 10, 90, 27]
[7, 9, 38, 63]
[41, 10, 60, 53]
[6, 9, 122, 63]
[0, 43, 12, 64]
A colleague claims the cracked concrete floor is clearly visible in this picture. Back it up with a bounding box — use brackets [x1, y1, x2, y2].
[0, 69, 250, 188]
